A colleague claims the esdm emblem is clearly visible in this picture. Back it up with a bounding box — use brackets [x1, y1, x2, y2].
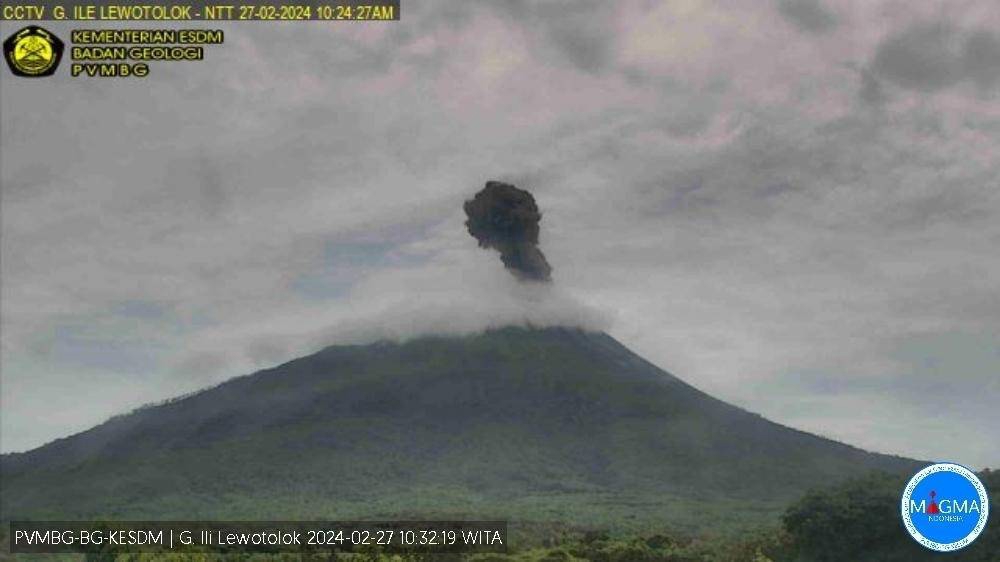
[4, 26, 64, 77]
[901, 462, 990, 552]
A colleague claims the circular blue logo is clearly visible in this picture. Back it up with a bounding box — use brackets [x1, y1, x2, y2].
[901, 462, 990, 551]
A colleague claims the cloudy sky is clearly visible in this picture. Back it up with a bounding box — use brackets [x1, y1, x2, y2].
[2, 0, 998, 468]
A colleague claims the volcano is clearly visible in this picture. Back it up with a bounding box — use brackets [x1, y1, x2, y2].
[1, 327, 920, 530]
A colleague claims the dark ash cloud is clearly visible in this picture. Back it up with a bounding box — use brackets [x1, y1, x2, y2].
[464, 181, 552, 283]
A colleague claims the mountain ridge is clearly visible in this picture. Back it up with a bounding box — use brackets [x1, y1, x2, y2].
[1, 326, 923, 530]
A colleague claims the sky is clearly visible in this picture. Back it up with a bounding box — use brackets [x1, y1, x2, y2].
[2, 0, 999, 469]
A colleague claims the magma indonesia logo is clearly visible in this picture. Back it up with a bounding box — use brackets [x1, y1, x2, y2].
[901, 462, 990, 552]
[4, 26, 64, 77]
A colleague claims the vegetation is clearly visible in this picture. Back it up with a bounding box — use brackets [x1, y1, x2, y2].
[781, 469, 998, 562]
[4, 328, 983, 560]
[2, 328, 919, 530]
[0, 470, 996, 561]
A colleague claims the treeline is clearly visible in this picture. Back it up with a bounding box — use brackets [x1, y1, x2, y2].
[3, 469, 995, 562]
[779, 468, 997, 562]
[513, 468, 998, 562]
[511, 469, 998, 562]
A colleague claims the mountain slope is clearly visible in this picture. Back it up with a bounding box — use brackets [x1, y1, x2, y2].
[1, 327, 921, 530]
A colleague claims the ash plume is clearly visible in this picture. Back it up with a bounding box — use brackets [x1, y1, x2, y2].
[464, 181, 552, 283]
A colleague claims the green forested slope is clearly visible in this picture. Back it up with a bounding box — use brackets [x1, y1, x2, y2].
[2, 327, 922, 532]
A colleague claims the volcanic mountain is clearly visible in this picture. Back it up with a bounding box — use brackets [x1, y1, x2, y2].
[1, 327, 921, 530]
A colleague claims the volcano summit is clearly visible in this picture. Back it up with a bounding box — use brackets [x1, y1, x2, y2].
[1, 327, 920, 530]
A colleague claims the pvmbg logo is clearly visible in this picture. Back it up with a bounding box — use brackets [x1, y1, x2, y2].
[3, 26, 64, 77]
[901, 462, 990, 552]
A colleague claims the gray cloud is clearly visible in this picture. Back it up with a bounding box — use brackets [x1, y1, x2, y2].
[872, 23, 964, 91]
[776, 0, 838, 33]
[542, 12, 618, 72]
[489, 0, 619, 73]
[756, 333, 1000, 463]
[169, 350, 231, 382]
[858, 67, 887, 106]
[872, 22, 1000, 93]
[963, 30, 1000, 91]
